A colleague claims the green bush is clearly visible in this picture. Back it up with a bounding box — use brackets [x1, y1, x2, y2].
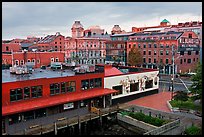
[170, 100, 202, 111]
[185, 125, 202, 135]
[173, 91, 189, 101]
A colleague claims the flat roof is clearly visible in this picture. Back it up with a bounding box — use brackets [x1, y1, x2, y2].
[2, 69, 75, 83]
[2, 88, 117, 116]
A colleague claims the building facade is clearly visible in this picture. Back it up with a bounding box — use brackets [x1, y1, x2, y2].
[127, 31, 200, 74]
[2, 51, 65, 68]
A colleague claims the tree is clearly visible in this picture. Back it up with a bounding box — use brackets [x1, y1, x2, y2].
[189, 62, 202, 103]
[128, 47, 142, 66]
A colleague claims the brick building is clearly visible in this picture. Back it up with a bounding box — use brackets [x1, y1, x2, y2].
[2, 43, 22, 53]
[2, 51, 65, 68]
[127, 31, 200, 74]
[34, 32, 65, 52]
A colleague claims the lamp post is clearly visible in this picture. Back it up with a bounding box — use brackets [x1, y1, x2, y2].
[171, 45, 175, 100]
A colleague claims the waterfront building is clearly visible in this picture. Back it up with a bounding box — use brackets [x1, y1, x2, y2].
[2, 64, 158, 135]
[104, 65, 159, 105]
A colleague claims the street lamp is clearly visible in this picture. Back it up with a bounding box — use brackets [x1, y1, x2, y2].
[171, 45, 183, 100]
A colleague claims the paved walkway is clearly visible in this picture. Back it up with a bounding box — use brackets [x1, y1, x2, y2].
[128, 92, 172, 112]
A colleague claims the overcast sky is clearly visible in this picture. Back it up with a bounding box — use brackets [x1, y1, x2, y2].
[2, 2, 202, 40]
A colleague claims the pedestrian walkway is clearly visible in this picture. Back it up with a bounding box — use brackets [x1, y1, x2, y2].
[128, 92, 172, 112]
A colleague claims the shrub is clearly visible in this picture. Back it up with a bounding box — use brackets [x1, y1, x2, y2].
[184, 125, 202, 135]
[173, 91, 189, 101]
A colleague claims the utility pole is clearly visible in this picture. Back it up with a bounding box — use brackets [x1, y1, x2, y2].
[171, 45, 174, 100]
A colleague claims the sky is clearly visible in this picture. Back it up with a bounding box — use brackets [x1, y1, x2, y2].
[2, 2, 202, 40]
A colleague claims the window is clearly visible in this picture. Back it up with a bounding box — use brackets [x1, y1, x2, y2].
[81, 79, 89, 90]
[143, 58, 146, 63]
[160, 44, 164, 48]
[148, 58, 151, 63]
[166, 50, 169, 55]
[67, 81, 76, 92]
[188, 51, 191, 55]
[27, 59, 31, 62]
[145, 80, 153, 89]
[154, 44, 157, 48]
[55, 58, 59, 62]
[143, 50, 146, 55]
[193, 58, 195, 62]
[55, 42, 57, 44]
[180, 51, 184, 55]
[184, 59, 186, 63]
[51, 57, 54, 62]
[160, 50, 163, 55]
[50, 83, 60, 95]
[138, 44, 141, 48]
[24, 111, 35, 121]
[143, 44, 146, 48]
[15, 60, 19, 66]
[187, 59, 191, 64]
[166, 45, 169, 48]
[112, 85, 123, 96]
[20, 60, 24, 65]
[37, 60, 40, 64]
[160, 59, 163, 64]
[35, 108, 46, 118]
[129, 44, 131, 49]
[130, 83, 139, 92]
[61, 82, 66, 93]
[133, 44, 136, 48]
[32, 59, 35, 63]
[154, 50, 156, 55]
[31, 86, 42, 98]
[180, 59, 183, 64]
[95, 78, 102, 88]
[189, 34, 192, 38]
[154, 58, 156, 63]
[196, 51, 199, 55]
[24, 87, 30, 100]
[166, 59, 169, 64]
[146, 50, 150, 55]
[90, 79, 94, 89]
[148, 44, 151, 48]
[10, 88, 23, 102]
[6, 46, 9, 51]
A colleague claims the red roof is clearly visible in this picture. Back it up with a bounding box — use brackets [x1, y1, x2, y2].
[2, 88, 117, 116]
[104, 65, 123, 77]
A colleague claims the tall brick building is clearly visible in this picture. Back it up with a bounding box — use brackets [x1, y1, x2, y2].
[127, 31, 200, 74]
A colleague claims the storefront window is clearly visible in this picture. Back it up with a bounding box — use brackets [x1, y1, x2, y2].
[145, 80, 153, 89]
[24, 111, 35, 121]
[10, 88, 23, 102]
[31, 85, 42, 98]
[112, 85, 123, 96]
[130, 83, 139, 92]
[35, 108, 46, 118]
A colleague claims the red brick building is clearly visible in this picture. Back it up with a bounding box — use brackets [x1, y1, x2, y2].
[127, 31, 200, 73]
[2, 43, 22, 53]
[34, 32, 65, 52]
[2, 51, 65, 68]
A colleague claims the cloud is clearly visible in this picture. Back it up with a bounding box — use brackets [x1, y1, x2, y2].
[2, 2, 202, 39]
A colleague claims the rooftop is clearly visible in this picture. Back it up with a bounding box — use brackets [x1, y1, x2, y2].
[2, 69, 75, 83]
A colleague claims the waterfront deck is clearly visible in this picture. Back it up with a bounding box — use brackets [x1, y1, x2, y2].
[10, 103, 132, 135]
